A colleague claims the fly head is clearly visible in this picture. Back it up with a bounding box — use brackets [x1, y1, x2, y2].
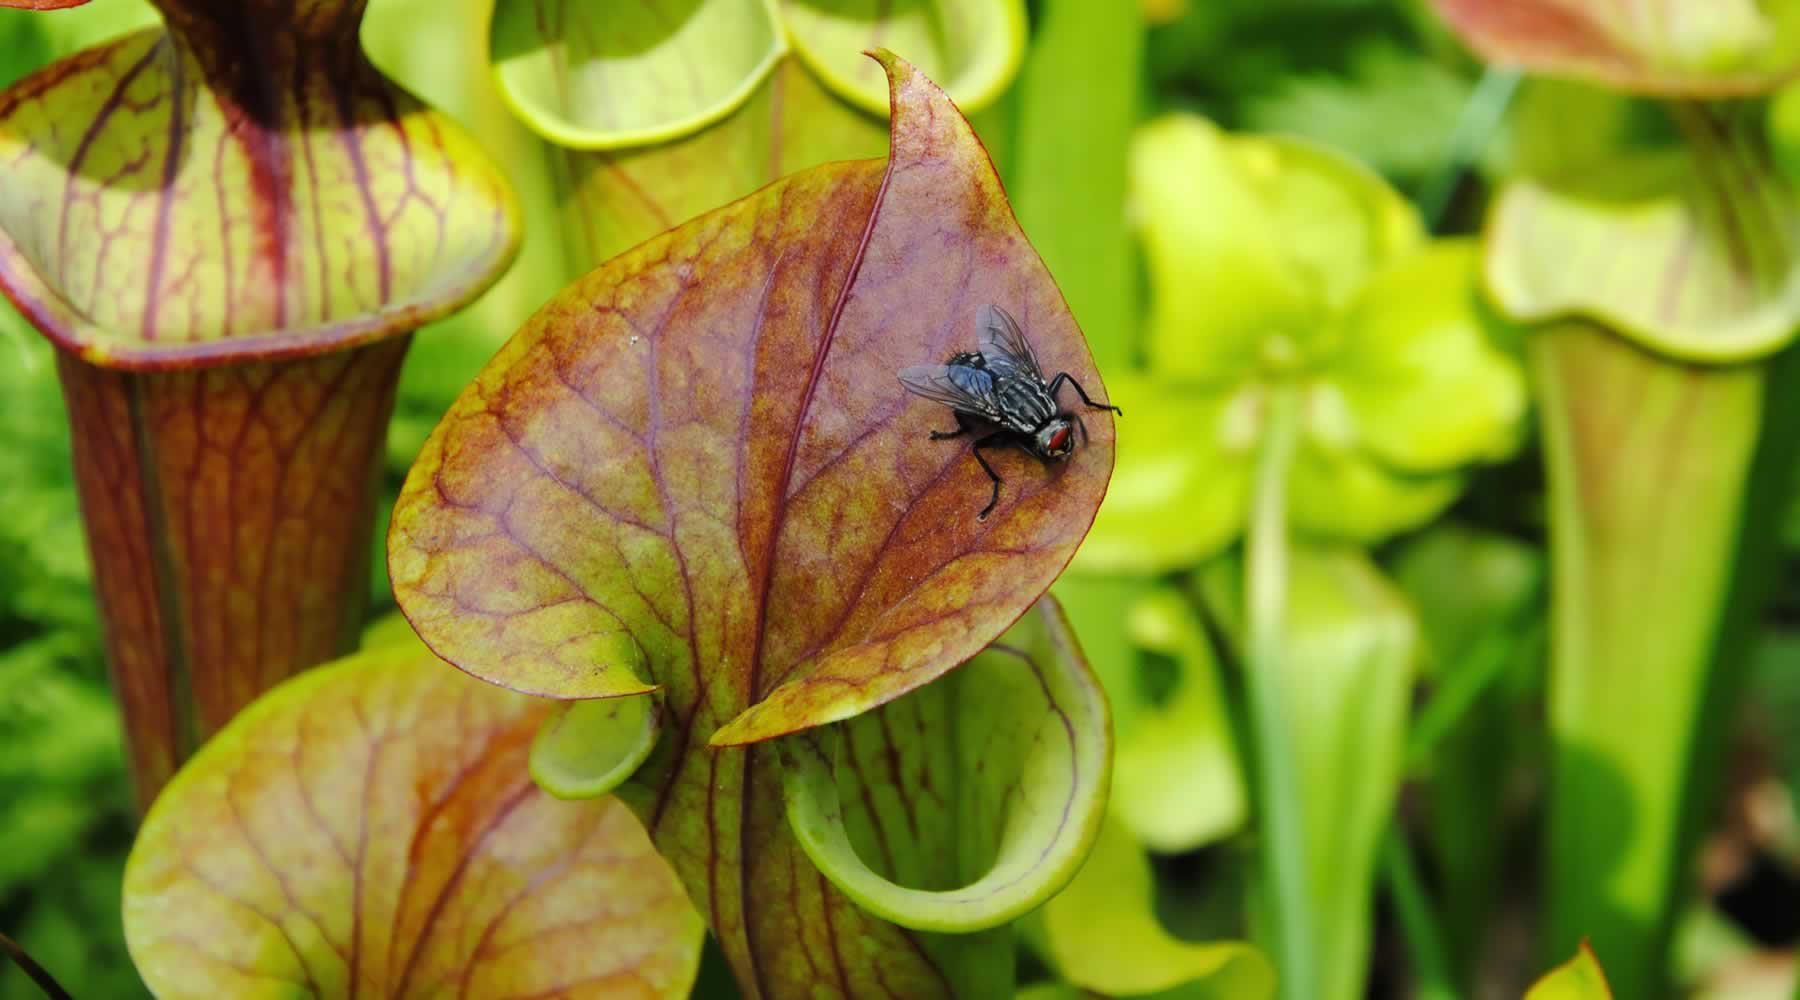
[1030, 416, 1077, 460]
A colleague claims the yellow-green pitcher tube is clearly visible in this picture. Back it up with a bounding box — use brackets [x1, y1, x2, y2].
[1534, 322, 1800, 997]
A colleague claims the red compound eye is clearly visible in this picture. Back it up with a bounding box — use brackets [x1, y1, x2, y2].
[1049, 426, 1071, 452]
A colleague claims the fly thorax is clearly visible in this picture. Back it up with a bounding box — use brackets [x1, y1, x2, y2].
[997, 378, 1055, 431]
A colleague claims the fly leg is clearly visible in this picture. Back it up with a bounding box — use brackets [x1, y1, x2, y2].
[1046, 372, 1123, 416]
[931, 410, 979, 441]
[971, 432, 1010, 521]
[1074, 413, 1090, 447]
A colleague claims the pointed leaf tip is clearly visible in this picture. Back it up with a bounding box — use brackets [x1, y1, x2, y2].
[390, 53, 1109, 988]
[1525, 941, 1614, 999]
[393, 44, 1111, 728]
[788, 1, 1027, 115]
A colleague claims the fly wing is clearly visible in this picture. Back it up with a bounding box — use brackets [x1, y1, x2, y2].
[898, 364, 1002, 420]
[976, 303, 1043, 381]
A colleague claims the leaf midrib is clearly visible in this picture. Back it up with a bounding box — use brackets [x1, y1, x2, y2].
[733, 142, 897, 1000]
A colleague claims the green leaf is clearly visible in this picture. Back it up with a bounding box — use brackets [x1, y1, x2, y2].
[1203, 543, 1419, 1000]
[1480, 78, 1641, 183]
[1485, 134, 1800, 362]
[780, 0, 1026, 116]
[1028, 812, 1273, 998]
[0, 634, 126, 902]
[783, 597, 1110, 933]
[1224, 133, 1426, 323]
[1052, 575, 1244, 853]
[390, 53, 1114, 996]
[1332, 240, 1529, 471]
[1390, 524, 1542, 977]
[123, 638, 704, 999]
[1111, 586, 1247, 852]
[0, 0, 156, 75]
[1390, 522, 1543, 677]
[1430, 0, 1800, 96]
[491, 0, 787, 149]
[1525, 942, 1614, 1000]
[1242, 41, 1479, 181]
[1109, 121, 1519, 570]
[0, 9, 50, 89]
[1287, 439, 1467, 541]
[1131, 115, 1320, 383]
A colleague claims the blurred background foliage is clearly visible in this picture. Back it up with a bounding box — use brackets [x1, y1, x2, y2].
[5, 0, 1800, 997]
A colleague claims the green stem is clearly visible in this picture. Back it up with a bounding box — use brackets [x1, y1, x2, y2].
[1405, 621, 1542, 771]
[1418, 66, 1521, 231]
[1245, 387, 1313, 1000]
[1380, 830, 1460, 1000]
[997, 0, 1143, 375]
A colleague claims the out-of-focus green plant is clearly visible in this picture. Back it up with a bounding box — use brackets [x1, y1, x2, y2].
[1060, 108, 1526, 1000]
[1428, 2, 1800, 995]
[0, 314, 91, 641]
[1078, 116, 1525, 575]
[0, 632, 140, 1000]
[1203, 542, 1421, 1000]
[1390, 524, 1546, 986]
[1058, 577, 1247, 853]
[1024, 812, 1275, 998]
[476, 0, 1023, 276]
[998, 0, 1144, 373]
[1244, 40, 1495, 183]
[0, 13, 153, 996]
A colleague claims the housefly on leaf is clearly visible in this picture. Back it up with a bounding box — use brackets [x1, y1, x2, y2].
[898, 304, 1121, 521]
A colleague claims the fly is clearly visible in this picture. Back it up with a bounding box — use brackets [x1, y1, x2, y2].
[898, 303, 1121, 521]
